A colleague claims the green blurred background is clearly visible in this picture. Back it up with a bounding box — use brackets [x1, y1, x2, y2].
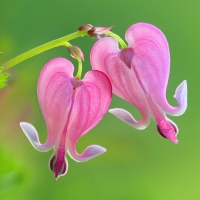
[0, 0, 199, 199]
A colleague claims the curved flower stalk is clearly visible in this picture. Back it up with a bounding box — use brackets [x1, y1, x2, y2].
[90, 23, 187, 144]
[20, 58, 112, 179]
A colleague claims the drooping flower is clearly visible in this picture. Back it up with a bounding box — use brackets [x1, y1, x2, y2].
[20, 58, 112, 179]
[90, 23, 187, 144]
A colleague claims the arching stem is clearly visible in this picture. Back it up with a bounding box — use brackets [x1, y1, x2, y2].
[1, 31, 88, 70]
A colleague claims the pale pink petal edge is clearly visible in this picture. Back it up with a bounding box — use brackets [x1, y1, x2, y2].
[20, 122, 54, 152]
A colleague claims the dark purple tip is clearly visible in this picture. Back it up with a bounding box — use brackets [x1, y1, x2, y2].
[156, 125, 167, 139]
[49, 155, 68, 180]
[157, 121, 178, 139]
[49, 155, 56, 172]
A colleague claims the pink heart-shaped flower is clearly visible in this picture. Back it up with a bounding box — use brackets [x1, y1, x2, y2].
[20, 57, 112, 179]
[90, 23, 187, 144]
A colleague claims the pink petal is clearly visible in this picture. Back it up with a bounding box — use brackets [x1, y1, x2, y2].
[104, 49, 145, 106]
[20, 122, 53, 151]
[126, 23, 169, 102]
[131, 60, 178, 144]
[90, 37, 150, 129]
[127, 23, 187, 117]
[38, 57, 74, 149]
[90, 37, 120, 77]
[67, 70, 112, 162]
[132, 52, 187, 117]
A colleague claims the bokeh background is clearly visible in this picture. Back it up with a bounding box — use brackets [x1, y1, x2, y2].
[0, 0, 199, 199]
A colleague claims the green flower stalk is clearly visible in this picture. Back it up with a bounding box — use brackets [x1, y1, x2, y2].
[1, 31, 88, 70]
[0, 24, 127, 83]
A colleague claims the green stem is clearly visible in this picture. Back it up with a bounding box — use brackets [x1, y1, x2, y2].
[75, 57, 82, 80]
[104, 31, 127, 49]
[1, 31, 88, 70]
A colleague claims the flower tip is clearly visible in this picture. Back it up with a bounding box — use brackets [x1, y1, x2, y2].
[174, 139, 178, 145]
[168, 133, 178, 144]
[54, 172, 60, 180]
[170, 138, 178, 144]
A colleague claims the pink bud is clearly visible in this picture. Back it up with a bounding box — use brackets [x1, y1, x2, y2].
[89, 26, 113, 35]
[67, 45, 84, 61]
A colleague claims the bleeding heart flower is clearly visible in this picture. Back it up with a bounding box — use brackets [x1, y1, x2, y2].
[90, 23, 187, 144]
[20, 58, 112, 179]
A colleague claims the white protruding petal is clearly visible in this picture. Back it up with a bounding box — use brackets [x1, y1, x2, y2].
[173, 80, 187, 116]
[68, 145, 106, 162]
[109, 108, 150, 130]
[20, 122, 53, 152]
[160, 80, 187, 116]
